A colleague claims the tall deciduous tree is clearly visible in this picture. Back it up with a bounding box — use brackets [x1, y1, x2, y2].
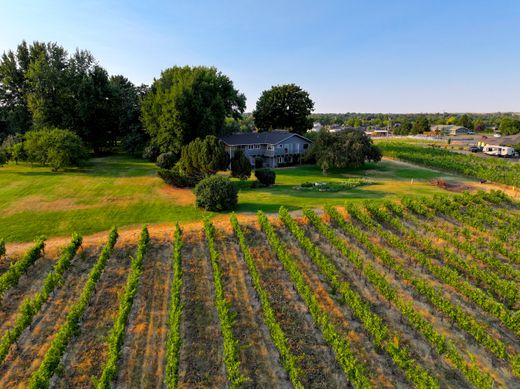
[309, 129, 381, 174]
[411, 116, 430, 134]
[141, 66, 246, 154]
[253, 84, 314, 134]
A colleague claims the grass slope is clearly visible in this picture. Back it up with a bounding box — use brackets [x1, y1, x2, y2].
[0, 155, 462, 242]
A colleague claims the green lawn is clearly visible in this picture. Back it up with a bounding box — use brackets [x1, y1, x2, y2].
[0, 155, 467, 242]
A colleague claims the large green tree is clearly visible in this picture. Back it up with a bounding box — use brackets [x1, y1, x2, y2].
[253, 84, 314, 134]
[141, 66, 246, 154]
[411, 116, 430, 134]
[499, 117, 520, 135]
[309, 129, 381, 174]
[0, 41, 146, 153]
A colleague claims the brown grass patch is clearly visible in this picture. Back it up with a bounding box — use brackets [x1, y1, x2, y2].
[157, 185, 195, 206]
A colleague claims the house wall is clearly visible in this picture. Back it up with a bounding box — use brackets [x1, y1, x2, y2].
[225, 135, 311, 168]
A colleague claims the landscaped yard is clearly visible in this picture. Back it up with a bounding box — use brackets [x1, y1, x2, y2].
[0, 155, 469, 242]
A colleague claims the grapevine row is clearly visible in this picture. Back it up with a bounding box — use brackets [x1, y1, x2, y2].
[257, 211, 374, 388]
[203, 218, 249, 388]
[303, 207, 495, 388]
[395, 200, 518, 305]
[165, 224, 183, 389]
[28, 227, 118, 388]
[230, 214, 304, 389]
[276, 208, 438, 388]
[0, 234, 82, 364]
[377, 201, 519, 335]
[405, 199, 520, 283]
[95, 226, 149, 388]
[0, 237, 45, 299]
[342, 203, 520, 376]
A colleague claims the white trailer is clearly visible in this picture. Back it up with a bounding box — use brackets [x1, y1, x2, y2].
[482, 145, 516, 157]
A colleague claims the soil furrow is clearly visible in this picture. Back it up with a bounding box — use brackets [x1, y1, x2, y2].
[177, 230, 226, 388]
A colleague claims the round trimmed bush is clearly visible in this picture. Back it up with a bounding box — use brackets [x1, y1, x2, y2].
[255, 168, 276, 186]
[194, 175, 238, 211]
[156, 152, 177, 169]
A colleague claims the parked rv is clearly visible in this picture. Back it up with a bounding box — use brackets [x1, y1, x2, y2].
[482, 145, 517, 157]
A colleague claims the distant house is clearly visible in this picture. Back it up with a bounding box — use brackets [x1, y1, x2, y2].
[431, 125, 471, 136]
[219, 130, 313, 168]
[309, 122, 323, 132]
[366, 129, 390, 137]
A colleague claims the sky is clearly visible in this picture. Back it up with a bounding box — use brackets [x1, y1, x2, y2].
[1, 0, 519, 113]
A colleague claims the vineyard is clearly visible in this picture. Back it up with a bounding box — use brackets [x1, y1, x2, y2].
[0, 190, 519, 388]
[377, 141, 520, 187]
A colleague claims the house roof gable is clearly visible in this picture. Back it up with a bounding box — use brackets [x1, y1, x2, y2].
[219, 131, 312, 146]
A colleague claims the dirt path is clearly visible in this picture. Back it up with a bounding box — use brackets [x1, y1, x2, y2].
[244, 223, 347, 388]
[215, 228, 291, 388]
[114, 234, 173, 389]
[54, 241, 133, 388]
[0, 245, 100, 387]
[177, 230, 226, 388]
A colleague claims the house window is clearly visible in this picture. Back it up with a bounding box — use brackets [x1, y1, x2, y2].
[267, 145, 274, 151]
[278, 144, 283, 148]
[254, 144, 261, 149]
[277, 157, 283, 163]
[303, 144, 309, 149]
[248, 145, 254, 149]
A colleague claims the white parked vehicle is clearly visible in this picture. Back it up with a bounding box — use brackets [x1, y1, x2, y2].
[482, 145, 516, 157]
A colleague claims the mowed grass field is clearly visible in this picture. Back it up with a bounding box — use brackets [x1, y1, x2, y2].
[0, 155, 469, 242]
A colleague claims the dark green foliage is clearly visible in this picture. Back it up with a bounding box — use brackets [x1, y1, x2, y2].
[230, 150, 251, 180]
[24, 128, 89, 171]
[156, 152, 177, 170]
[0, 134, 25, 163]
[0, 41, 145, 154]
[195, 175, 237, 211]
[0, 238, 5, 257]
[499, 117, 520, 135]
[179, 135, 229, 176]
[142, 144, 160, 161]
[0, 149, 6, 165]
[254, 168, 276, 186]
[141, 66, 246, 154]
[254, 157, 263, 169]
[253, 84, 314, 134]
[411, 116, 430, 134]
[309, 129, 381, 174]
[159, 136, 229, 188]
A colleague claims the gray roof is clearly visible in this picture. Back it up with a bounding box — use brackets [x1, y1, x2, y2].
[219, 131, 312, 146]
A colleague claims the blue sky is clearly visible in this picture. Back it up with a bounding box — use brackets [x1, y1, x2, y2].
[1, 0, 519, 113]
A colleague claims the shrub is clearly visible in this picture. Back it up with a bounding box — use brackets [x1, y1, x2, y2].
[0, 150, 6, 166]
[157, 164, 200, 188]
[142, 144, 160, 161]
[156, 152, 178, 170]
[0, 239, 5, 257]
[24, 128, 88, 171]
[254, 157, 263, 169]
[230, 150, 252, 180]
[255, 168, 276, 186]
[195, 175, 238, 211]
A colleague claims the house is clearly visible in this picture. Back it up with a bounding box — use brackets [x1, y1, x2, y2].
[366, 129, 390, 137]
[431, 125, 471, 136]
[309, 122, 323, 132]
[219, 130, 313, 168]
